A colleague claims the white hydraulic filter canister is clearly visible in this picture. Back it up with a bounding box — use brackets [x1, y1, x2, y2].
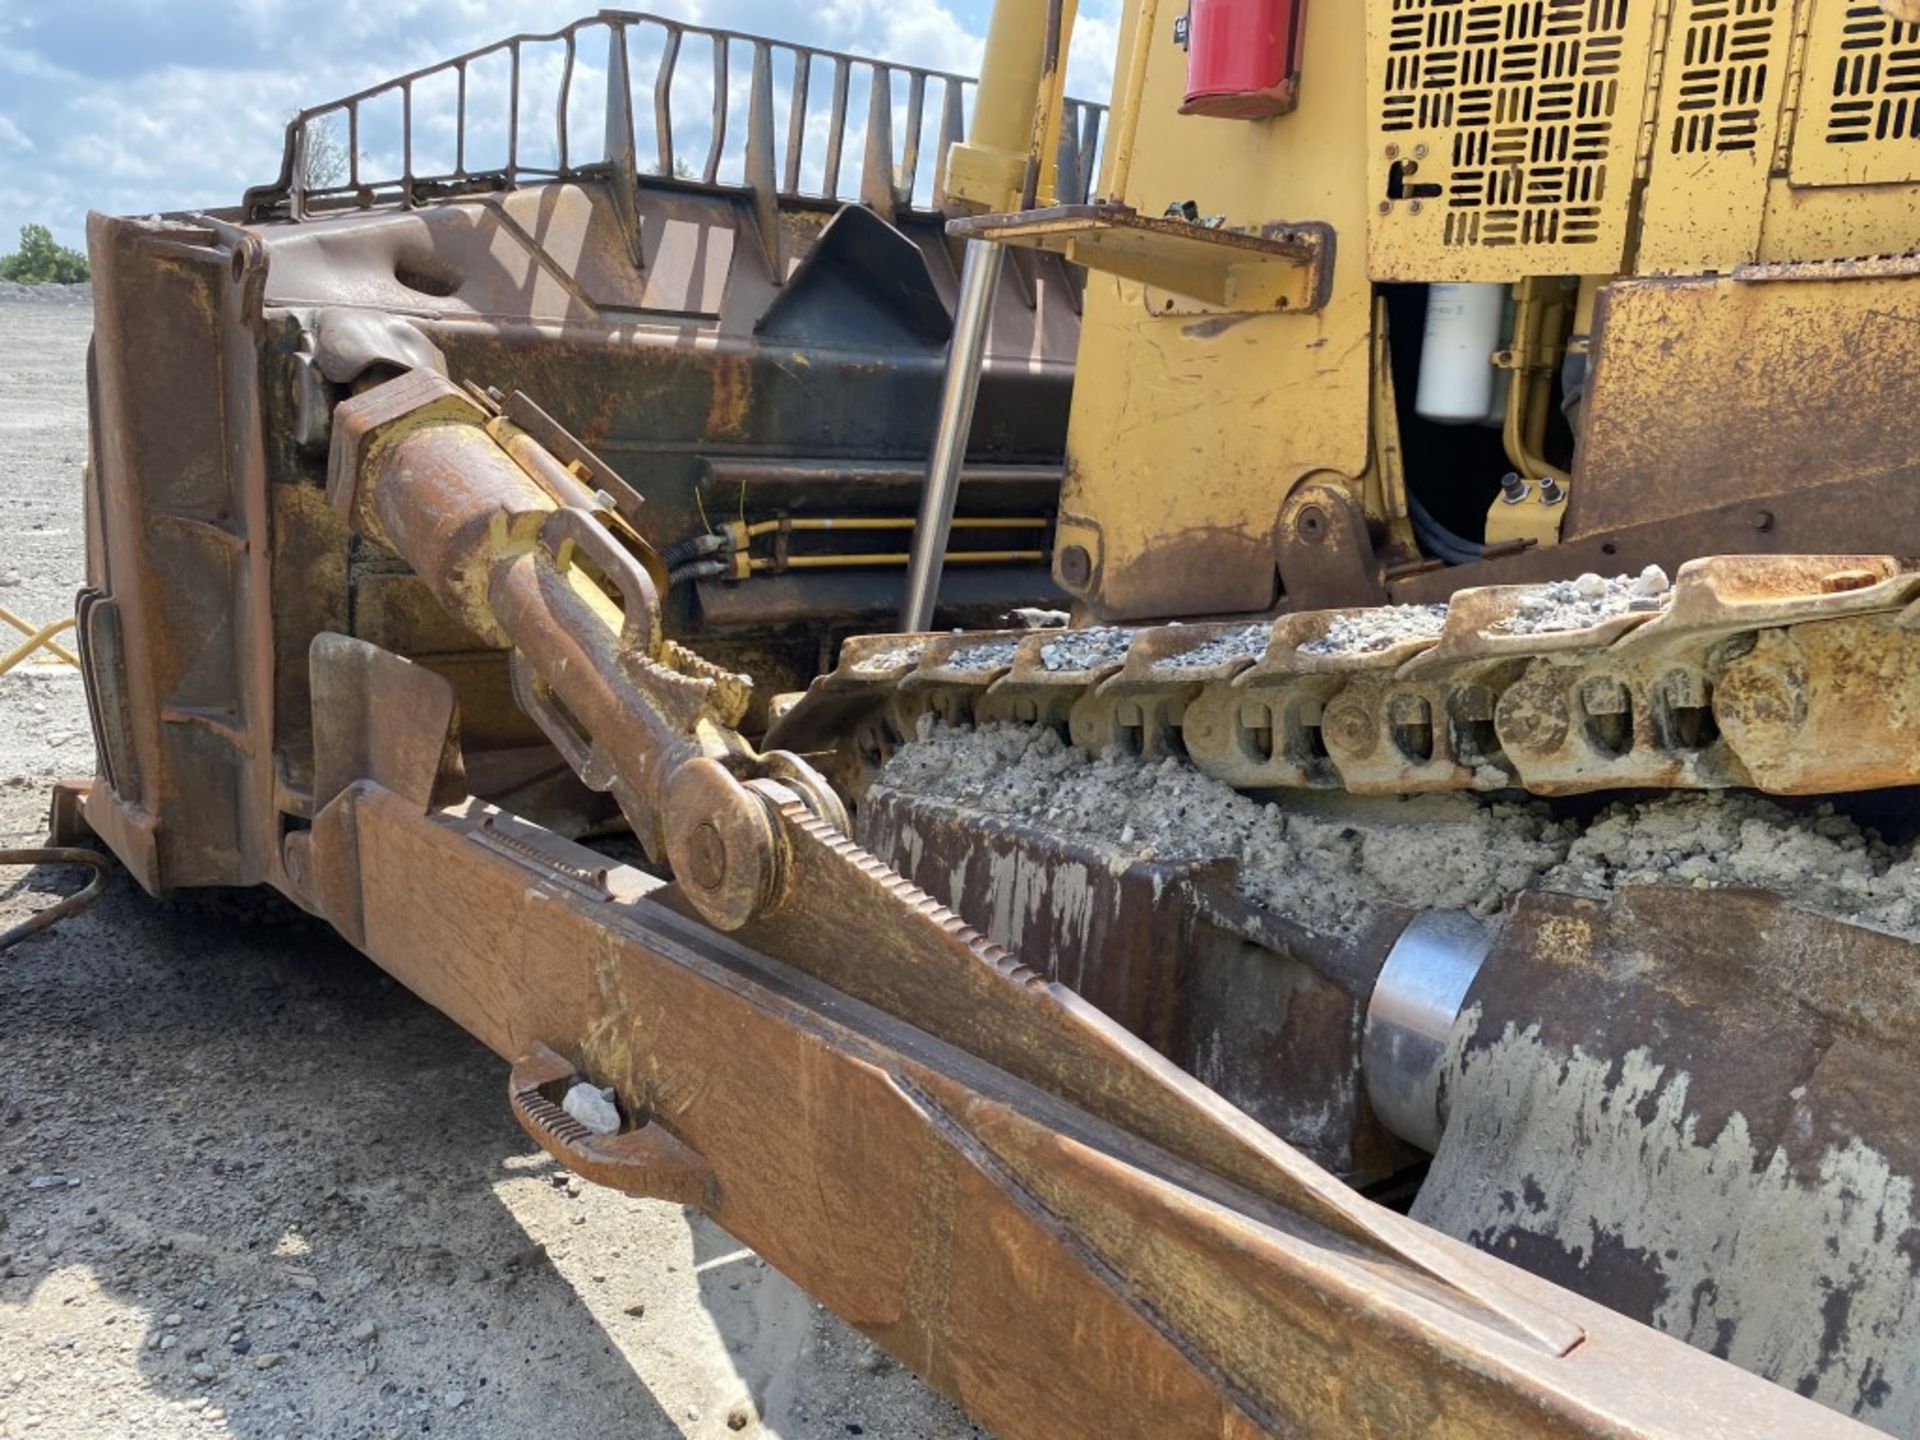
[1415, 282, 1507, 425]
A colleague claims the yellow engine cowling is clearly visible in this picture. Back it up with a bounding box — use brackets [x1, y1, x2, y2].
[987, 0, 1920, 621]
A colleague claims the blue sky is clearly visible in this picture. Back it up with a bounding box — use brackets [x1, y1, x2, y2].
[0, 1, 1120, 255]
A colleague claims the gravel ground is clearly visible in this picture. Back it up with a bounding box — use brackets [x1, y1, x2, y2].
[0, 287, 976, 1439]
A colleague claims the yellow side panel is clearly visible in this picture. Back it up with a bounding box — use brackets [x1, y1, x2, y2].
[1058, 1, 1374, 621]
[1366, 0, 1661, 282]
[1575, 266, 1920, 533]
[1635, 0, 1799, 273]
[1789, 0, 1920, 185]
[1758, 172, 1920, 255]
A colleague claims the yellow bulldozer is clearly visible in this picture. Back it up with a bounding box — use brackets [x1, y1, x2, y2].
[43, 0, 1920, 1433]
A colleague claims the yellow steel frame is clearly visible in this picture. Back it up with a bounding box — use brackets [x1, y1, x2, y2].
[957, 0, 1920, 620]
[1052, 0, 1377, 620]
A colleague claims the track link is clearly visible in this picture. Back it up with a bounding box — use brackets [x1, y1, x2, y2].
[767, 555, 1920, 799]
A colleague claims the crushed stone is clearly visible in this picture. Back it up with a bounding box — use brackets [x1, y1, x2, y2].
[876, 721, 1920, 942]
[878, 721, 1566, 935]
[850, 641, 925, 674]
[1040, 627, 1136, 673]
[1299, 604, 1449, 657]
[1165, 624, 1274, 669]
[0, 280, 92, 305]
[945, 638, 1021, 672]
[562, 1082, 622, 1136]
[1540, 792, 1920, 938]
[1496, 566, 1671, 635]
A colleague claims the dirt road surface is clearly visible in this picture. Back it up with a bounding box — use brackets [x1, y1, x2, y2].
[0, 287, 978, 1440]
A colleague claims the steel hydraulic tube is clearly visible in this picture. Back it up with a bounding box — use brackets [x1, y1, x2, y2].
[899, 237, 1008, 633]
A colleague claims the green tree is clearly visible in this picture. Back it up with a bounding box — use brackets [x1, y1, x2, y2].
[0, 224, 88, 285]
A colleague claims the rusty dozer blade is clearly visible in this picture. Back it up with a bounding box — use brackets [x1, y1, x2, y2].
[308, 369, 1870, 1437]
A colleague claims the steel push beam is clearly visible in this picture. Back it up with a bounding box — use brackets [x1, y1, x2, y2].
[295, 771, 1866, 1440]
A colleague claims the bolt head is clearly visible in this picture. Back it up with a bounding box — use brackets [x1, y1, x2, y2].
[662, 760, 782, 932]
[1058, 544, 1093, 588]
[1323, 698, 1378, 760]
[684, 822, 728, 891]
[1496, 687, 1570, 756]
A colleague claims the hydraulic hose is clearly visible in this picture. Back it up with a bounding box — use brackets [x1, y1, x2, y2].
[669, 559, 727, 587]
[1406, 490, 1486, 566]
[661, 532, 727, 569]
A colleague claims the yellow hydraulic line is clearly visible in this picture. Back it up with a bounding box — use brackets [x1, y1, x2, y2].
[731, 516, 1045, 541]
[0, 610, 79, 675]
[1572, 276, 1604, 346]
[1022, 0, 1081, 208]
[1501, 279, 1572, 490]
[1524, 375, 1554, 465]
[1100, 0, 1162, 203]
[749, 550, 1047, 571]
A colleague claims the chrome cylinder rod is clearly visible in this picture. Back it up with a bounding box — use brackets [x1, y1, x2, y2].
[900, 238, 1007, 633]
[1362, 910, 1494, 1153]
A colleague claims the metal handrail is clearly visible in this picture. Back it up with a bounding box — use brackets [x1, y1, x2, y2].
[243, 11, 1106, 224]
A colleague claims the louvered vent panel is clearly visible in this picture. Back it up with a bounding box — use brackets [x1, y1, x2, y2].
[1368, 0, 1659, 281]
[1669, 0, 1784, 154]
[1792, 0, 1920, 183]
[1634, 0, 1793, 270]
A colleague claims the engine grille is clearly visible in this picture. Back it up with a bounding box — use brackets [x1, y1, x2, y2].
[1368, 0, 1660, 281]
[1793, 0, 1920, 184]
[1668, 0, 1788, 155]
[1633, 0, 1798, 270]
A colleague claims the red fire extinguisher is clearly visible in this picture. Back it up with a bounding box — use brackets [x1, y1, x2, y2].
[1181, 0, 1309, 120]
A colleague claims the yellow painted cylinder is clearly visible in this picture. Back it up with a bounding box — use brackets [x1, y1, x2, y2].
[945, 0, 1079, 213]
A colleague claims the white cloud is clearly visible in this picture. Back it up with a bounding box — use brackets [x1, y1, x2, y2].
[0, 0, 1117, 252]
